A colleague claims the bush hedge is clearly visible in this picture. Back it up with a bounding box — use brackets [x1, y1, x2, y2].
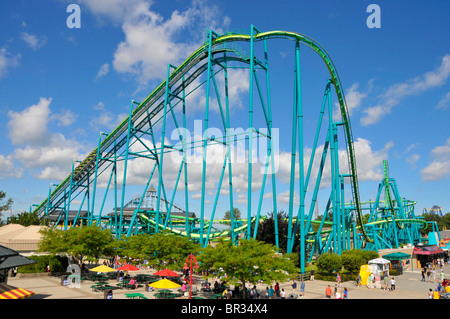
[18, 255, 69, 273]
[315, 250, 379, 282]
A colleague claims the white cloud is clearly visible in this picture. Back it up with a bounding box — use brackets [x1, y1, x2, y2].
[436, 92, 450, 110]
[361, 54, 450, 125]
[7, 98, 86, 180]
[335, 83, 367, 120]
[8, 97, 52, 145]
[0, 155, 22, 180]
[0, 47, 20, 79]
[406, 154, 420, 168]
[95, 63, 109, 79]
[21, 32, 47, 50]
[50, 109, 78, 126]
[89, 110, 128, 131]
[421, 138, 450, 181]
[79, 0, 230, 86]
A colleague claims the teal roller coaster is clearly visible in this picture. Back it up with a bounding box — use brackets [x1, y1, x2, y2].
[31, 26, 426, 273]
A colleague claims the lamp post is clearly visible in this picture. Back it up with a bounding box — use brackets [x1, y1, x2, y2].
[183, 253, 199, 299]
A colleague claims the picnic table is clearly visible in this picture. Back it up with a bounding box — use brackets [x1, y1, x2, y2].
[92, 274, 109, 282]
[154, 292, 177, 299]
[125, 292, 145, 299]
[90, 282, 109, 291]
[117, 282, 135, 290]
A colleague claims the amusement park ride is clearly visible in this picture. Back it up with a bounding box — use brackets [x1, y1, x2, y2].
[30, 26, 428, 273]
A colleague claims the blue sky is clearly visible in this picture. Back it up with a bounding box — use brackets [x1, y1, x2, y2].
[0, 0, 449, 220]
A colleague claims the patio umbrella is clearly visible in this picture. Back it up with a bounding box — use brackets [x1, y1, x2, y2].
[117, 264, 140, 271]
[153, 269, 179, 277]
[90, 265, 117, 273]
[0, 283, 35, 299]
[149, 279, 180, 298]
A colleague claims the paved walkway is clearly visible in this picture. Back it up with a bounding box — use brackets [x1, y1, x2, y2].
[6, 263, 450, 300]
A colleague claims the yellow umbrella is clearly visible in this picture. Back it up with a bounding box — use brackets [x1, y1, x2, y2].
[149, 279, 180, 298]
[149, 278, 181, 289]
[90, 265, 116, 273]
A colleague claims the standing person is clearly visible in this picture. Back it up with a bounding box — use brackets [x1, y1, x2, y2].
[336, 273, 341, 287]
[428, 288, 433, 299]
[265, 287, 269, 299]
[300, 279, 305, 298]
[325, 285, 332, 299]
[334, 288, 341, 299]
[291, 280, 297, 293]
[280, 289, 286, 299]
[421, 268, 426, 282]
[268, 286, 275, 299]
[356, 273, 361, 286]
[310, 269, 315, 281]
[274, 282, 280, 299]
[390, 277, 396, 291]
[384, 275, 389, 291]
[433, 289, 440, 299]
[440, 270, 445, 283]
[343, 287, 348, 299]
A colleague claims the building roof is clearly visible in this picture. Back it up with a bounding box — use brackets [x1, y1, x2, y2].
[0, 245, 36, 270]
[0, 224, 48, 252]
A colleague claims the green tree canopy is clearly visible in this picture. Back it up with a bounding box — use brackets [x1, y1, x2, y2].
[0, 190, 13, 224]
[118, 231, 201, 270]
[198, 239, 298, 298]
[316, 252, 343, 273]
[341, 249, 378, 273]
[8, 211, 47, 226]
[255, 210, 299, 255]
[38, 225, 116, 267]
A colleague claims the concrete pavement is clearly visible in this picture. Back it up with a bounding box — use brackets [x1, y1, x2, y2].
[5, 263, 450, 300]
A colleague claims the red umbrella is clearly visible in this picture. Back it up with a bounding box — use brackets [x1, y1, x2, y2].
[153, 269, 179, 277]
[117, 264, 140, 271]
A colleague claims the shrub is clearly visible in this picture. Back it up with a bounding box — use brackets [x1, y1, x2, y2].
[18, 255, 69, 273]
[316, 253, 343, 273]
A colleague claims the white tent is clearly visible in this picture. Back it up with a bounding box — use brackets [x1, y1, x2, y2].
[368, 258, 390, 278]
[369, 258, 391, 264]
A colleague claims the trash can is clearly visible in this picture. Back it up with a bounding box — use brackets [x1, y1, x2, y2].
[104, 289, 113, 299]
[61, 275, 68, 286]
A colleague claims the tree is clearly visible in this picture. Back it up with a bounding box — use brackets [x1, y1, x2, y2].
[223, 208, 241, 226]
[8, 211, 47, 226]
[341, 249, 378, 274]
[118, 231, 201, 270]
[198, 239, 298, 299]
[255, 210, 299, 254]
[38, 225, 116, 267]
[0, 190, 13, 224]
[316, 252, 343, 273]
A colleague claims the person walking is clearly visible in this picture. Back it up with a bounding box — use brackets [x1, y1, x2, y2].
[356, 273, 361, 286]
[428, 288, 433, 299]
[310, 269, 315, 281]
[336, 273, 341, 287]
[421, 268, 426, 282]
[390, 277, 396, 291]
[343, 287, 348, 299]
[325, 285, 332, 299]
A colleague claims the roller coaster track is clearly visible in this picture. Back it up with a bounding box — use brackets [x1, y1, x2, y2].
[138, 212, 256, 240]
[32, 29, 370, 242]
